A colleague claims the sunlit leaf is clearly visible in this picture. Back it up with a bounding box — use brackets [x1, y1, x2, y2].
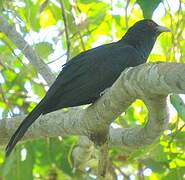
[31, 82, 45, 98]
[39, 9, 56, 28]
[170, 94, 185, 122]
[3, 70, 16, 82]
[136, 0, 162, 18]
[163, 167, 185, 179]
[143, 159, 166, 173]
[34, 42, 54, 60]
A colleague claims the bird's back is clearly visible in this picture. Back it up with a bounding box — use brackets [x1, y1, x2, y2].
[41, 41, 144, 114]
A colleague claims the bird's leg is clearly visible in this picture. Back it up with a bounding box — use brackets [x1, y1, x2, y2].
[100, 88, 110, 96]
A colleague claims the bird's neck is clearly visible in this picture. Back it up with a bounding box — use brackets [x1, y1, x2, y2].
[120, 35, 156, 60]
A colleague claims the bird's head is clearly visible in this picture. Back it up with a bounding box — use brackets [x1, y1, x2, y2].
[129, 19, 170, 37]
[121, 19, 170, 60]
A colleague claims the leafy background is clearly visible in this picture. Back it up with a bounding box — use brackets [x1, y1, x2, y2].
[0, 0, 185, 179]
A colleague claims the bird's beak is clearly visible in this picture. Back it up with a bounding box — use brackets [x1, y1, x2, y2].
[157, 25, 171, 33]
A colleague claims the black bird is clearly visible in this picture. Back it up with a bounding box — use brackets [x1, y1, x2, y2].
[6, 19, 170, 156]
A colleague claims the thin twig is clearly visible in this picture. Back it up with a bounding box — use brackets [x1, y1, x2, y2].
[138, 161, 144, 180]
[39, 0, 49, 13]
[125, 0, 131, 29]
[113, 163, 130, 180]
[0, 83, 14, 116]
[59, 0, 71, 61]
[0, 60, 15, 72]
[168, 122, 185, 148]
[78, 32, 86, 51]
[71, 1, 86, 51]
[97, 142, 109, 180]
[0, 38, 26, 68]
[106, 160, 117, 180]
[47, 53, 67, 65]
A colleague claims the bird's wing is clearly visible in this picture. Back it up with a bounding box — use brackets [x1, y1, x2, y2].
[41, 43, 143, 113]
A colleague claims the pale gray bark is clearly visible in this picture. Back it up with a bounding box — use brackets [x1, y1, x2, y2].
[0, 14, 55, 85]
[1, 62, 184, 150]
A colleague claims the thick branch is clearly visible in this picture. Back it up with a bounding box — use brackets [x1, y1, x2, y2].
[0, 14, 55, 85]
[0, 62, 184, 149]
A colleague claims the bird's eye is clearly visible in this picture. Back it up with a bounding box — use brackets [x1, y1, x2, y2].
[149, 21, 156, 26]
[148, 21, 156, 27]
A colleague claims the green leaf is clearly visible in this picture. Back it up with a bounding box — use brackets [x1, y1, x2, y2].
[143, 159, 166, 173]
[50, 137, 76, 175]
[2, 154, 16, 177]
[34, 42, 54, 60]
[175, 131, 185, 141]
[5, 147, 33, 180]
[2, 69, 16, 82]
[170, 94, 185, 122]
[31, 82, 45, 98]
[163, 167, 185, 180]
[150, 144, 168, 162]
[18, 148, 34, 180]
[79, 0, 97, 4]
[112, 15, 121, 26]
[136, 0, 161, 18]
[17, 0, 40, 32]
[2, 109, 9, 118]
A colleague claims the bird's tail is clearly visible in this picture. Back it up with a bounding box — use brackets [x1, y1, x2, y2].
[5, 101, 44, 157]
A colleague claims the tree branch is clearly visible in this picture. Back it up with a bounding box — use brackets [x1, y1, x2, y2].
[0, 14, 55, 86]
[0, 62, 184, 150]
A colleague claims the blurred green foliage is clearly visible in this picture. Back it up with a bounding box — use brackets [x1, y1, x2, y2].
[0, 0, 185, 179]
